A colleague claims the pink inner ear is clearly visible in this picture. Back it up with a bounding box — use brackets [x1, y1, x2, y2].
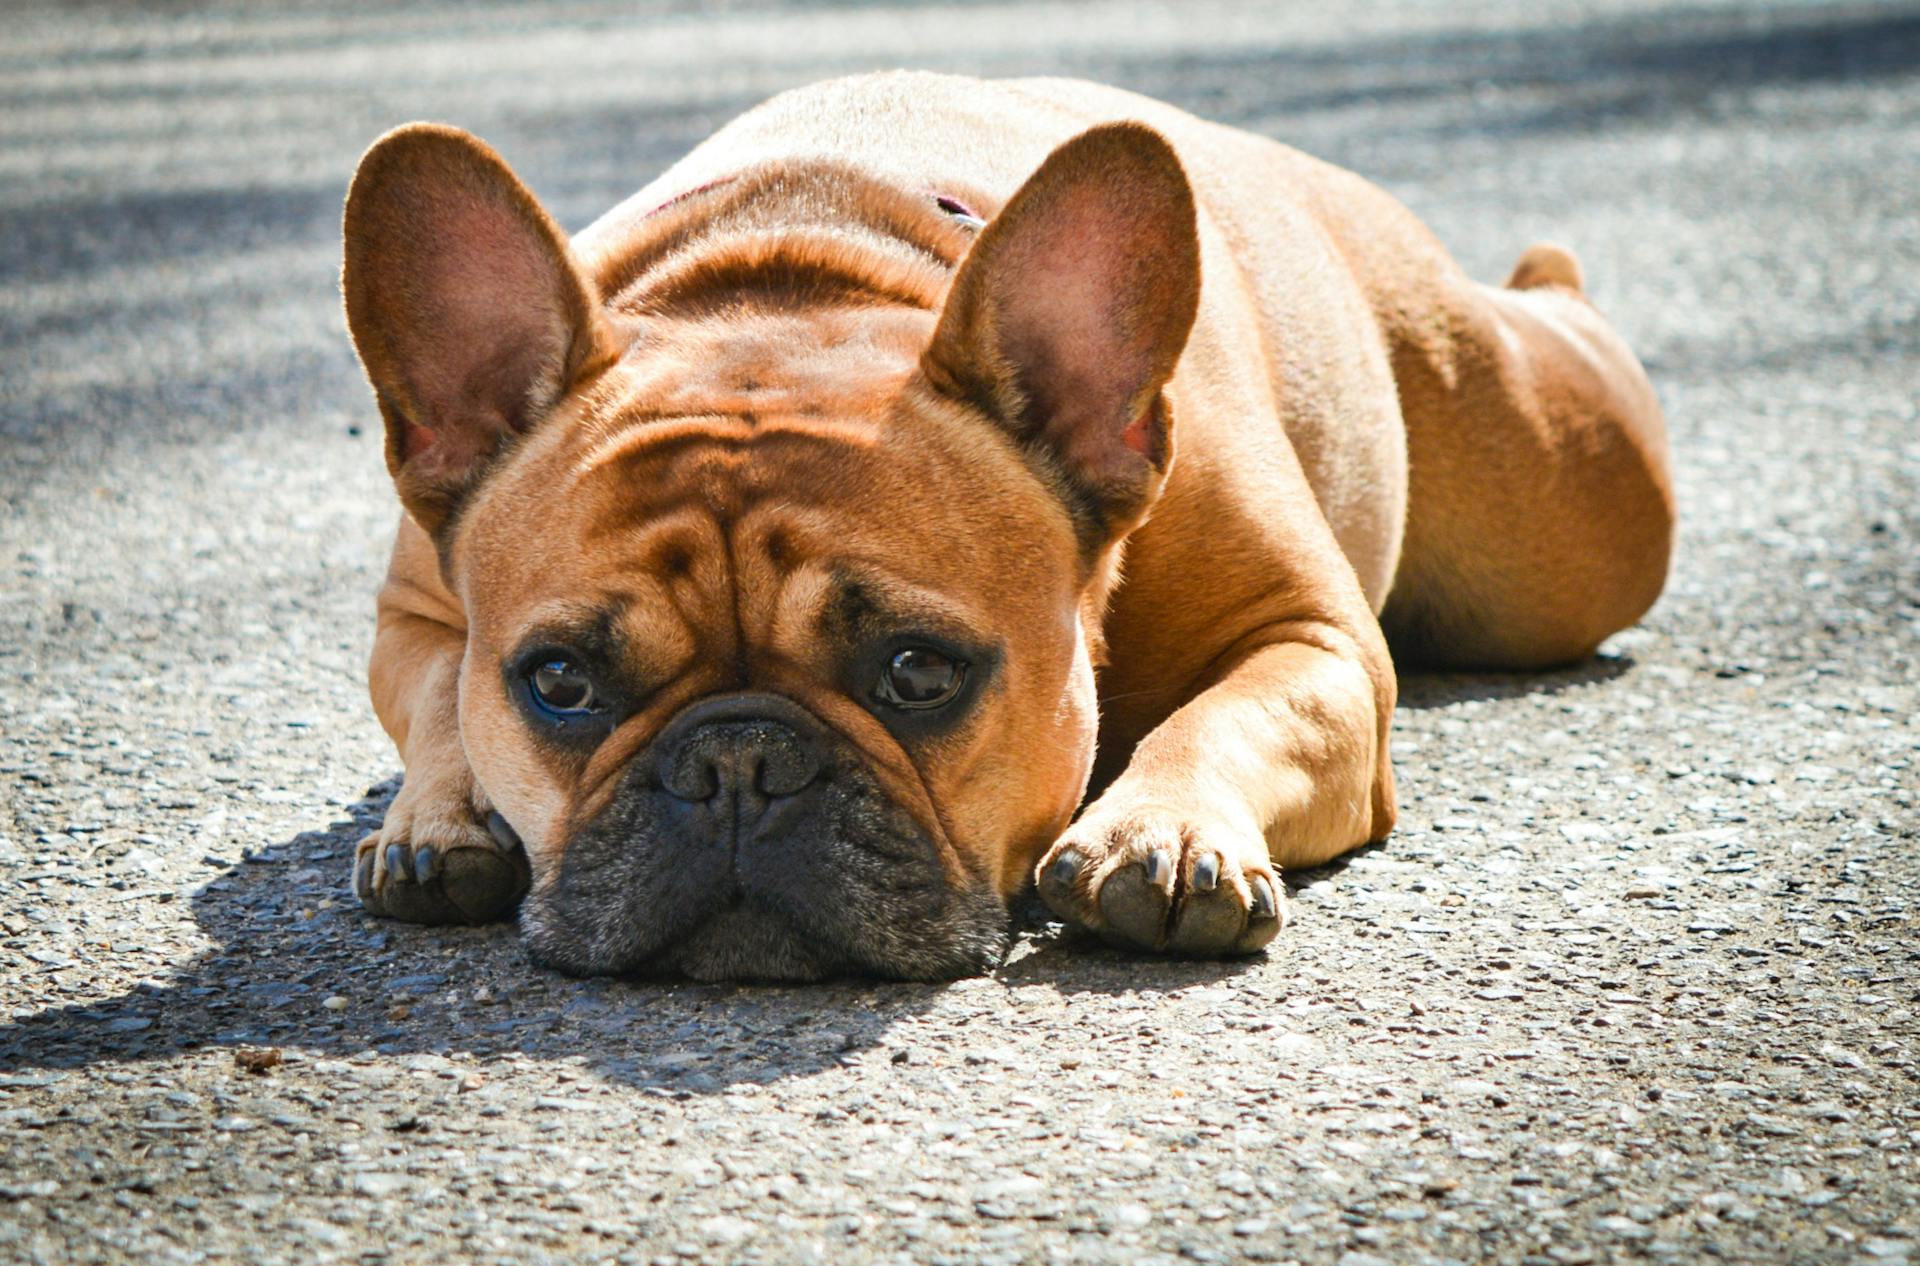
[398, 417, 438, 463]
[996, 186, 1170, 468]
[396, 197, 571, 451]
[398, 418, 501, 492]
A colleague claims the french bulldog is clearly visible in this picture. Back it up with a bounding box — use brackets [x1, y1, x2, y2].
[340, 72, 1672, 980]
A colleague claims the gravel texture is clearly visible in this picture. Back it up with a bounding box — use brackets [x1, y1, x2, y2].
[2, 2, 1917, 1263]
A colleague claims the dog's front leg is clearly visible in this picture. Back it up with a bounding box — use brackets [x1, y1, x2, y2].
[1038, 622, 1395, 955]
[354, 518, 530, 924]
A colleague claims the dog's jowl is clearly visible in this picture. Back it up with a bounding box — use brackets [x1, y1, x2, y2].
[340, 72, 1673, 980]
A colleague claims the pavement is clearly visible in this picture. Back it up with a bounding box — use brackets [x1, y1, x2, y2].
[1, 1, 1917, 1263]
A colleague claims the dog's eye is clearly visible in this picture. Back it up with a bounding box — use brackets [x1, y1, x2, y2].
[529, 659, 599, 715]
[875, 647, 966, 710]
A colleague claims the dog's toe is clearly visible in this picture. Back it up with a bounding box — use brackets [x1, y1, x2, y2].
[436, 843, 531, 923]
[1096, 859, 1172, 949]
[1166, 848, 1285, 955]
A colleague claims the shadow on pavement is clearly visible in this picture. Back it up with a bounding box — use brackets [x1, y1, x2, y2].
[0, 781, 944, 1093]
[0, 782, 1260, 1088]
[1395, 653, 1635, 711]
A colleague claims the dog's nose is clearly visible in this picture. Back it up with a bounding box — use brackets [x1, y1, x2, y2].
[654, 693, 828, 807]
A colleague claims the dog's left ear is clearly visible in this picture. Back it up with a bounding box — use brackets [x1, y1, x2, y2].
[343, 124, 615, 538]
[921, 122, 1200, 538]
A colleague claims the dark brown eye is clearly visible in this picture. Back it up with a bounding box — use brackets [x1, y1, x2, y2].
[876, 647, 966, 710]
[530, 659, 597, 714]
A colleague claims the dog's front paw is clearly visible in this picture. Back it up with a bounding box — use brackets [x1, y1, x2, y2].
[1036, 802, 1284, 956]
[353, 788, 530, 926]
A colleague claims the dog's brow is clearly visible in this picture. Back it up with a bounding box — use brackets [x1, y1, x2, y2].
[511, 598, 630, 664]
[826, 567, 988, 644]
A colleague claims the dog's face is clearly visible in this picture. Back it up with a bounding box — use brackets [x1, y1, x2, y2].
[450, 323, 1100, 981]
[342, 123, 1198, 979]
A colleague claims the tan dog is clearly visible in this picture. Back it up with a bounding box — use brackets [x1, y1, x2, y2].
[341, 73, 1672, 980]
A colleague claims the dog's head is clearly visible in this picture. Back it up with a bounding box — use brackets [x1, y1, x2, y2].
[342, 120, 1199, 980]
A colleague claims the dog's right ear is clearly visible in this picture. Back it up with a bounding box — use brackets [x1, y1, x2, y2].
[343, 124, 614, 537]
[920, 122, 1199, 546]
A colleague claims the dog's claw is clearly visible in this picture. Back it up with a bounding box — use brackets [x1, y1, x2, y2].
[1145, 848, 1172, 886]
[486, 811, 524, 853]
[1192, 852, 1220, 892]
[353, 849, 375, 902]
[385, 843, 409, 884]
[1250, 875, 1278, 920]
[413, 845, 439, 883]
[1047, 849, 1084, 890]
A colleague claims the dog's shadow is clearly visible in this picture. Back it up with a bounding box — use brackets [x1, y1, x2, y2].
[0, 780, 1258, 1092]
[1395, 654, 1635, 710]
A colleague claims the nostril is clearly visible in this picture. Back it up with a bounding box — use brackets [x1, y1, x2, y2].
[654, 715, 827, 804]
[755, 743, 821, 798]
[660, 747, 721, 803]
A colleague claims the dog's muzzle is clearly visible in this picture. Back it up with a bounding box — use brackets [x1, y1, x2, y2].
[520, 692, 1007, 981]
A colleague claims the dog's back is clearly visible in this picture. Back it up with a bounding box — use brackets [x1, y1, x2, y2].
[579, 72, 1671, 672]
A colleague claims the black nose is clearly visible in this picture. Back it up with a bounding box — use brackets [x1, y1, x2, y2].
[654, 693, 828, 807]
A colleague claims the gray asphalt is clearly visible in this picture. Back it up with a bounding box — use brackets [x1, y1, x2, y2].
[2, 2, 1917, 1263]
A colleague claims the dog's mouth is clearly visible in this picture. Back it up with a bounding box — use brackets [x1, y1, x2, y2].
[523, 877, 1010, 984]
[514, 701, 1012, 982]
[651, 903, 841, 983]
[636, 900, 998, 983]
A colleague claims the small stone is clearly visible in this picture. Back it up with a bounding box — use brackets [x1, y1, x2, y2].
[0, 1180, 61, 1200]
[975, 1176, 1045, 1204]
[234, 1047, 282, 1075]
[322, 995, 349, 1012]
[350, 1172, 409, 1197]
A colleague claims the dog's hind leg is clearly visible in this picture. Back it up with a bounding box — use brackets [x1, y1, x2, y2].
[1377, 244, 1675, 669]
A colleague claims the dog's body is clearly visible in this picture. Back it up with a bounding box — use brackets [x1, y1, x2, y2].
[343, 73, 1672, 979]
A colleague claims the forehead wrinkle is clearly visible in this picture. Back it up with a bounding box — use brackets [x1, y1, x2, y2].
[756, 559, 833, 658]
[571, 414, 885, 485]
